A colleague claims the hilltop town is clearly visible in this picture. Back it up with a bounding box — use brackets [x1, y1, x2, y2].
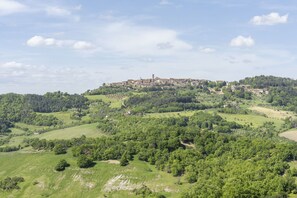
[106, 74, 211, 88]
[104, 74, 269, 96]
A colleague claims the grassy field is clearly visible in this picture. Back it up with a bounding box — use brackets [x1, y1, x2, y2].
[0, 151, 187, 198]
[145, 110, 198, 118]
[37, 111, 91, 125]
[86, 95, 124, 108]
[146, 110, 284, 129]
[38, 111, 74, 125]
[218, 113, 284, 129]
[249, 106, 296, 119]
[36, 123, 105, 140]
[14, 123, 47, 132]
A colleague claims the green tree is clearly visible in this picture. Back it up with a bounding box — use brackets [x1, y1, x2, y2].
[55, 159, 70, 171]
[120, 151, 129, 166]
[53, 144, 67, 155]
[77, 155, 93, 168]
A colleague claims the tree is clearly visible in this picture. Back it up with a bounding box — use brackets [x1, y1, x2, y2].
[53, 144, 67, 155]
[55, 159, 70, 171]
[120, 151, 129, 166]
[77, 155, 94, 168]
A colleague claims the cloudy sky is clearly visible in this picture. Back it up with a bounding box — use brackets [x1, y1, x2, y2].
[0, 0, 296, 93]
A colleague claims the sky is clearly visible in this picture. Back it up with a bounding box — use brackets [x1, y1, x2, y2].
[0, 0, 297, 94]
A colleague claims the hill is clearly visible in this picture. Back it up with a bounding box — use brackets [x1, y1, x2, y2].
[2, 75, 297, 197]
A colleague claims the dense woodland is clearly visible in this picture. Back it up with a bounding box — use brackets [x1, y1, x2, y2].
[0, 92, 87, 132]
[2, 75, 297, 197]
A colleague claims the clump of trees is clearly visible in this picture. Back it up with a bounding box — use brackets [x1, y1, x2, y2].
[239, 75, 297, 88]
[0, 92, 88, 128]
[0, 177, 24, 191]
[25, 92, 88, 113]
[53, 144, 67, 155]
[0, 119, 14, 133]
[125, 91, 210, 114]
[0, 146, 20, 152]
[222, 86, 252, 100]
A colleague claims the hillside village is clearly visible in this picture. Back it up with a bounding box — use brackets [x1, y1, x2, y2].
[106, 74, 210, 88]
[105, 74, 269, 95]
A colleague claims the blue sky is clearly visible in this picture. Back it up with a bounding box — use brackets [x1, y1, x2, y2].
[0, 0, 297, 93]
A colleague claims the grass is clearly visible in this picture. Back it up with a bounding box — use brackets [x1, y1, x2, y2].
[218, 113, 284, 129]
[86, 95, 124, 108]
[145, 109, 284, 129]
[249, 106, 296, 119]
[37, 111, 90, 125]
[36, 123, 105, 140]
[0, 151, 187, 198]
[145, 110, 198, 118]
[38, 111, 74, 125]
[14, 123, 46, 132]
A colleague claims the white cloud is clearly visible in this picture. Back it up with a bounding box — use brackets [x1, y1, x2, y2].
[251, 12, 288, 25]
[1, 61, 25, 68]
[45, 6, 80, 22]
[200, 47, 216, 53]
[46, 6, 71, 16]
[0, 61, 94, 93]
[160, 0, 171, 5]
[0, 0, 27, 15]
[26, 36, 94, 50]
[73, 41, 94, 50]
[230, 36, 255, 47]
[97, 21, 192, 56]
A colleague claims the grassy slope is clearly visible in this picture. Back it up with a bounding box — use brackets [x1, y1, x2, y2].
[146, 109, 285, 129]
[249, 106, 296, 119]
[86, 95, 124, 108]
[36, 123, 105, 140]
[218, 113, 284, 129]
[0, 151, 187, 198]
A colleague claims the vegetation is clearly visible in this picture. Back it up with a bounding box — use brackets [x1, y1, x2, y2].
[2, 75, 297, 197]
[77, 155, 94, 168]
[0, 177, 24, 191]
[54, 159, 70, 171]
[125, 91, 211, 114]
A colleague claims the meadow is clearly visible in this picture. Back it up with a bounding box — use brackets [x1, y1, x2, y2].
[36, 123, 105, 140]
[0, 151, 187, 198]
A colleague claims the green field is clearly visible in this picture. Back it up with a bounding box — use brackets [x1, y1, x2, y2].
[218, 113, 284, 129]
[146, 109, 285, 130]
[36, 123, 105, 140]
[145, 110, 198, 118]
[86, 95, 124, 108]
[0, 151, 187, 198]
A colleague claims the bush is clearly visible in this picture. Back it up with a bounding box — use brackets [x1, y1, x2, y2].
[55, 159, 70, 171]
[0, 177, 25, 191]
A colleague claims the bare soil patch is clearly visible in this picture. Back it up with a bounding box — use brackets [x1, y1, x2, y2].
[279, 130, 297, 142]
